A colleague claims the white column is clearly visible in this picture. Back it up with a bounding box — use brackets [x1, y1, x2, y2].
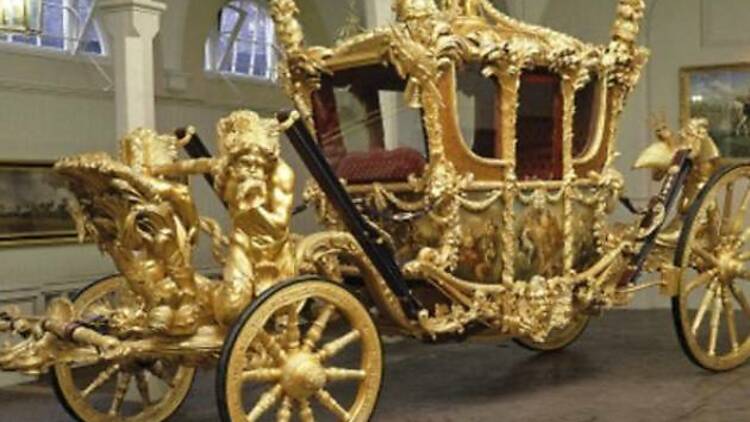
[159, 0, 190, 92]
[99, 0, 166, 137]
[97, 0, 167, 398]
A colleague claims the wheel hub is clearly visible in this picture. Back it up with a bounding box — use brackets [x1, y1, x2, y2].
[280, 352, 327, 400]
[718, 249, 743, 283]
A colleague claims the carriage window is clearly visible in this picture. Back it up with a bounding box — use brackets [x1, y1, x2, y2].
[516, 70, 563, 180]
[573, 76, 601, 157]
[456, 64, 501, 159]
[311, 65, 428, 184]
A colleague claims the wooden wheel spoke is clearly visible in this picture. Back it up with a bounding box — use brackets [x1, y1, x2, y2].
[685, 271, 717, 296]
[730, 284, 750, 320]
[708, 287, 723, 357]
[277, 396, 293, 422]
[315, 389, 351, 421]
[247, 384, 284, 422]
[242, 368, 282, 383]
[258, 331, 288, 364]
[721, 182, 735, 235]
[303, 303, 336, 352]
[223, 281, 382, 422]
[316, 329, 361, 362]
[692, 245, 720, 268]
[738, 269, 750, 281]
[108, 372, 133, 416]
[81, 364, 120, 398]
[692, 283, 717, 335]
[135, 371, 152, 406]
[723, 288, 740, 353]
[53, 276, 197, 422]
[298, 398, 315, 422]
[248, 341, 276, 370]
[147, 361, 175, 388]
[731, 187, 750, 234]
[285, 303, 302, 352]
[707, 205, 723, 245]
[325, 367, 366, 382]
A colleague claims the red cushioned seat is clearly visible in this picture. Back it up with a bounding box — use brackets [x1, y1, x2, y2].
[336, 147, 426, 184]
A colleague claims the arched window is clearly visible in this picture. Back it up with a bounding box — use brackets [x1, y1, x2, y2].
[0, 0, 104, 55]
[205, 0, 277, 81]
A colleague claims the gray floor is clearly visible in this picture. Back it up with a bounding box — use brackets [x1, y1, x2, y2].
[1, 310, 749, 421]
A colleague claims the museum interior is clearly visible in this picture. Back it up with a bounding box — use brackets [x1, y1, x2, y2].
[0, 0, 750, 421]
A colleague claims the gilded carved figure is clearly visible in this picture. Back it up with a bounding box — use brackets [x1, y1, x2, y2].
[151, 110, 298, 326]
[209, 111, 297, 325]
[58, 129, 206, 336]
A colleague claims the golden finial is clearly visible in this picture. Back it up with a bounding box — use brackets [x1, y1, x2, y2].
[393, 0, 439, 22]
[611, 0, 646, 45]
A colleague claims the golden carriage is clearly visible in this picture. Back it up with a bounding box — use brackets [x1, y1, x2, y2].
[0, 0, 748, 421]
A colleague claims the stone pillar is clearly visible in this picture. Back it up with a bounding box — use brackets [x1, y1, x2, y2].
[159, 0, 190, 92]
[99, 0, 166, 137]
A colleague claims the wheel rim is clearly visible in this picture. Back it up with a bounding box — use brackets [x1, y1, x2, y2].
[221, 280, 382, 422]
[52, 276, 195, 422]
[676, 166, 750, 371]
[514, 313, 589, 352]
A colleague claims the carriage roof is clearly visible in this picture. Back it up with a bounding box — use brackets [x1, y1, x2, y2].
[324, 6, 601, 74]
[271, 0, 648, 184]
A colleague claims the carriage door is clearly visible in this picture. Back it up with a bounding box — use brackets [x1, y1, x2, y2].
[310, 65, 428, 185]
[516, 70, 563, 181]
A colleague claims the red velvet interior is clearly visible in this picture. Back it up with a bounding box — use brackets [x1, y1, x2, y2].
[336, 147, 425, 184]
[516, 71, 563, 180]
[310, 67, 427, 184]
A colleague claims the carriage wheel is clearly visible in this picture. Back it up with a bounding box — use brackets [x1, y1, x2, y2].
[217, 277, 383, 422]
[51, 275, 196, 421]
[513, 314, 589, 352]
[673, 164, 750, 371]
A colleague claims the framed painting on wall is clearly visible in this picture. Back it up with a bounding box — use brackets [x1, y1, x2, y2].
[0, 161, 78, 246]
[681, 63, 750, 160]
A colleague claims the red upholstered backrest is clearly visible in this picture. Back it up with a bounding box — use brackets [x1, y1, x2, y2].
[336, 147, 426, 184]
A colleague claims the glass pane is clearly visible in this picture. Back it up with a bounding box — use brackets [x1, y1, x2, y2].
[252, 52, 267, 77]
[211, 1, 275, 79]
[311, 66, 428, 184]
[220, 6, 240, 36]
[573, 76, 600, 157]
[516, 70, 563, 181]
[11, 34, 36, 45]
[77, 0, 103, 54]
[217, 35, 233, 72]
[235, 50, 251, 74]
[456, 63, 500, 159]
[39, 0, 62, 48]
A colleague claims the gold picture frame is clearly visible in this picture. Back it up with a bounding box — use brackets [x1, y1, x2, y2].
[680, 63, 750, 161]
[0, 160, 79, 247]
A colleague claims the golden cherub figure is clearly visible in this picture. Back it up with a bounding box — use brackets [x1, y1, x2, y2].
[634, 115, 719, 180]
[57, 128, 206, 336]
